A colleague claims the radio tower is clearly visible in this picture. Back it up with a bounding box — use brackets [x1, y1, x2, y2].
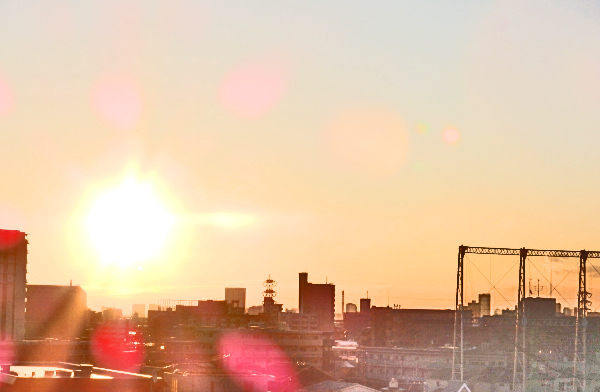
[263, 275, 277, 301]
[263, 275, 281, 314]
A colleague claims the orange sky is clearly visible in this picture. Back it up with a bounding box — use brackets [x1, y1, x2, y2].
[1, 1, 600, 313]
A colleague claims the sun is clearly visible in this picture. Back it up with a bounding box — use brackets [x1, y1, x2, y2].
[86, 178, 175, 266]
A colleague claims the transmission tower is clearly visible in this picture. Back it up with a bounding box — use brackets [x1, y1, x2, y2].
[452, 246, 600, 392]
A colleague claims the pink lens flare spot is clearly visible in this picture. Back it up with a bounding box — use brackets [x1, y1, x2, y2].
[0, 74, 15, 117]
[219, 60, 289, 119]
[92, 76, 143, 131]
[91, 322, 144, 372]
[219, 331, 300, 390]
[0, 341, 15, 364]
[0, 230, 26, 252]
[443, 128, 460, 144]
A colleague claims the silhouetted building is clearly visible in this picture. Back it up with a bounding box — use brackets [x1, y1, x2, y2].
[25, 284, 87, 339]
[101, 307, 123, 322]
[0, 230, 27, 341]
[299, 273, 335, 332]
[370, 307, 457, 347]
[465, 293, 491, 319]
[522, 297, 556, 319]
[225, 288, 246, 313]
[359, 298, 371, 313]
[345, 303, 357, 313]
[479, 293, 491, 316]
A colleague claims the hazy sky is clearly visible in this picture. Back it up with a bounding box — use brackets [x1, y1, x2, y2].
[1, 1, 600, 313]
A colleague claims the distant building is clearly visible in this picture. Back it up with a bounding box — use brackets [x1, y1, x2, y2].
[465, 293, 491, 319]
[345, 303, 357, 313]
[25, 284, 87, 339]
[101, 307, 123, 322]
[132, 304, 146, 318]
[0, 229, 27, 341]
[299, 273, 335, 332]
[370, 307, 457, 347]
[225, 288, 246, 311]
[247, 305, 263, 315]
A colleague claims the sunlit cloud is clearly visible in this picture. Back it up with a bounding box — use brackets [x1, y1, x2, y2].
[443, 128, 460, 144]
[219, 59, 289, 119]
[91, 76, 143, 131]
[327, 107, 409, 177]
[0, 73, 14, 118]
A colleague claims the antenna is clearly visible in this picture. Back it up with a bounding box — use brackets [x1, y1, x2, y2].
[263, 275, 277, 298]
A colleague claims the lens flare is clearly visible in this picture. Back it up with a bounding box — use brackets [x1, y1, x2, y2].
[327, 107, 409, 177]
[219, 60, 288, 119]
[417, 123, 429, 134]
[92, 76, 143, 131]
[219, 331, 299, 390]
[443, 128, 460, 144]
[86, 177, 175, 266]
[0, 73, 14, 117]
[91, 322, 144, 372]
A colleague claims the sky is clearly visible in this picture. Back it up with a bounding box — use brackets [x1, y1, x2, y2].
[1, 1, 600, 313]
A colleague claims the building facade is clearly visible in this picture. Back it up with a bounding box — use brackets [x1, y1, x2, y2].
[25, 284, 87, 339]
[0, 230, 27, 341]
[299, 273, 335, 332]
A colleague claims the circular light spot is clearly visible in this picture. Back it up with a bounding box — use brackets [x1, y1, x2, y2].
[92, 76, 143, 131]
[219, 60, 288, 119]
[417, 123, 429, 134]
[443, 128, 460, 144]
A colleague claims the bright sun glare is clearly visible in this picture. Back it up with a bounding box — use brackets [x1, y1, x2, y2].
[86, 178, 175, 266]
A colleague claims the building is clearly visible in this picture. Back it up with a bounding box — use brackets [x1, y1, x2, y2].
[0, 229, 27, 341]
[345, 303, 357, 313]
[225, 287, 246, 312]
[465, 293, 491, 319]
[299, 273, 335, 332]
[132, 304, 146, 318]
[370, 307, 457, 348]
[0, 363, 167, 392]
[101, 307, 123, 322]
[25, 283, 87, 339]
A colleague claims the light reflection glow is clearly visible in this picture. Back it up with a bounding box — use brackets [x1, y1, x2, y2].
[86, 177, 175, 266]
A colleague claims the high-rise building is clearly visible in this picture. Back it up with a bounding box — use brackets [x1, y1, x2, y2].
[225, 288, 246, 310]
[479, 293, 491, 317]
[298, 272, 335, 332]
[0, 229, 27, 341]
[25, 283, 87, 339]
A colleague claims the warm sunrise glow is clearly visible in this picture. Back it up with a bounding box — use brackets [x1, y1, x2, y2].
[86, 178, 175, 266]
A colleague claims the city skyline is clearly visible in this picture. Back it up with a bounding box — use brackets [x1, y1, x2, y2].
[1, 1, 600, 312]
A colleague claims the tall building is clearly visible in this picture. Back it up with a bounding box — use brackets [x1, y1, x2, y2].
[0, 229, 27, 341]
[25, 283, 87, 339]
[298, 272, 335, 332]
[225, 288, 246, 310]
